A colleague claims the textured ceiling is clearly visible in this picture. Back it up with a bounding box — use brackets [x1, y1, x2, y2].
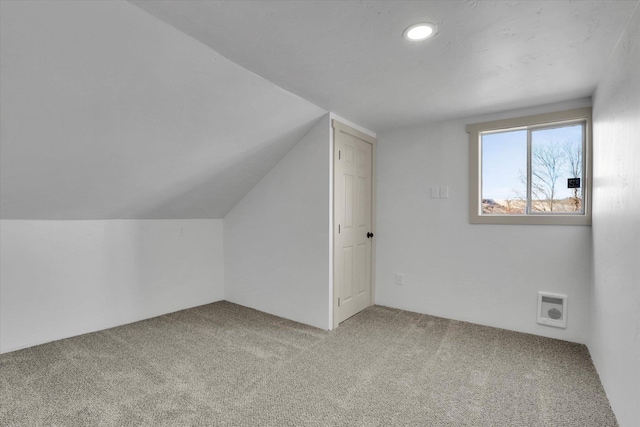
[130, 0, 638, 132]
[0, 1, 326, 219]
[1, 1, 637, 219]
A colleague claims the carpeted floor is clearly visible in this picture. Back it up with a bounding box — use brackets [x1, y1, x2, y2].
[0, 302, 617, 426]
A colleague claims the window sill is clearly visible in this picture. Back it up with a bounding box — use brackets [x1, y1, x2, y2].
[470, 214, 591, 226]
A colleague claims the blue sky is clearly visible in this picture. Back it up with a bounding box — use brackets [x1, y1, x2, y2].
[481, 124, 583, 201]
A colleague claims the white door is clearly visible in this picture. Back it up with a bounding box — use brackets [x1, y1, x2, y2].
[333, 121, 375, 326]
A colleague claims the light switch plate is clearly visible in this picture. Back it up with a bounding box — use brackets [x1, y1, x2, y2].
[430, 187, 439, 199]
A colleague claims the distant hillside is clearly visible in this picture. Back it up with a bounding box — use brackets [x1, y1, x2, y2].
[482, 198, 582, 214]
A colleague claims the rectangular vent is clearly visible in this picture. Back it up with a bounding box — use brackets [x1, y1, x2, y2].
[537, 292, 567, 328]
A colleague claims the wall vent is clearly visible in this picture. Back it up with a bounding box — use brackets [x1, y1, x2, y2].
[537, 292, 567, 328]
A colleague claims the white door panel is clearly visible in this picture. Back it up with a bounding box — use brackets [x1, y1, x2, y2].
[334, 122, 374, 325]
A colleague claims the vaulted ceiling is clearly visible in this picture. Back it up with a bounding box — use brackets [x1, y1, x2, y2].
[1, 0, 636, 219]
[131, 0, 637, 130]
[0, 1, 326, 219]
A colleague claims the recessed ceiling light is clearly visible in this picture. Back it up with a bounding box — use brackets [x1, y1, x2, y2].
[403, 23, 437, 41]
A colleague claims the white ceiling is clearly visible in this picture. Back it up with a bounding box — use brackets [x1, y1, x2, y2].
[0, 0, 325, 219]
[130, 0, 638, 131]
[1, 0, 637, 219]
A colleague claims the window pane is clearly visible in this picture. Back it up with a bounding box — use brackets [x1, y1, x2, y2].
[481, 130, 527, 214]
[530, 124, 584, 213]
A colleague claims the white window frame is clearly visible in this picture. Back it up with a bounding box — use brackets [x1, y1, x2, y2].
[467, 107, 592, 225]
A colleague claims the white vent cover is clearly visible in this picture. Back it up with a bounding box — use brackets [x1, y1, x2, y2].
[537, 292, 567, 328]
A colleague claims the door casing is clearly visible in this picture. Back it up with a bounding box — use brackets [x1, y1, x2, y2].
[331, 119, 376, 329]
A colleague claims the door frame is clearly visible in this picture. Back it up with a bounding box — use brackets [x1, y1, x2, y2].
[331, 119, 377, 329]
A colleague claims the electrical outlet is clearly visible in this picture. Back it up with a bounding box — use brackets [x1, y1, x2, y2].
[430, 187, 439, 199]
[396, 273, 405, 285]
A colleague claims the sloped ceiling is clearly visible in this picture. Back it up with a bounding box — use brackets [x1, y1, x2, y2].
[0, 1, 326, 219]
[1, 0, 637, 220]
[130, 0, 637, 131]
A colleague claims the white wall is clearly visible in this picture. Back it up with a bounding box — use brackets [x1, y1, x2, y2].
[591, 7, 640, 427]
[375, 99, 593, 344]
[224, 115, 331, 330]
[0, 0, 325, 220]
[0, 219, 224, 353]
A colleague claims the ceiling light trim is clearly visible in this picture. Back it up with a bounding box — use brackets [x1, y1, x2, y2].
[403, 22, 438, 41]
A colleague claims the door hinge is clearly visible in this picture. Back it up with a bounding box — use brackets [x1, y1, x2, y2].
[338, 224, 341, 233]
[339, 150, 341, 160]
[338, 297, 340, 307]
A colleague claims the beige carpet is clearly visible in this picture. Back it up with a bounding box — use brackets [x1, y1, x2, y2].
[0, 302, 617, 426]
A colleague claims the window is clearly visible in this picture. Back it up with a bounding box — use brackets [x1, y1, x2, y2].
[467, 108, 592, 225]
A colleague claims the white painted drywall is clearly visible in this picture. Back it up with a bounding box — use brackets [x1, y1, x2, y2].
[0, 0, 326, 219]
[375, 99, 593, 344]
[224, 115, 331, 330]
[130, 0, 635, 132]
[0, 219, 224, 353]
[591, 6, 640, 426]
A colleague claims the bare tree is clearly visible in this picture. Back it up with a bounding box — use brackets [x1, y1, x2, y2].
[514, 137, 582, 213]
[531, 143, 565, 212]
[563, 139, 583, 211]
[507, 184, 527, 214]
[518, 164, 557, 212]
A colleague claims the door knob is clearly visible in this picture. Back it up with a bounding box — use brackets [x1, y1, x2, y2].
[367, 232, 374, 238]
